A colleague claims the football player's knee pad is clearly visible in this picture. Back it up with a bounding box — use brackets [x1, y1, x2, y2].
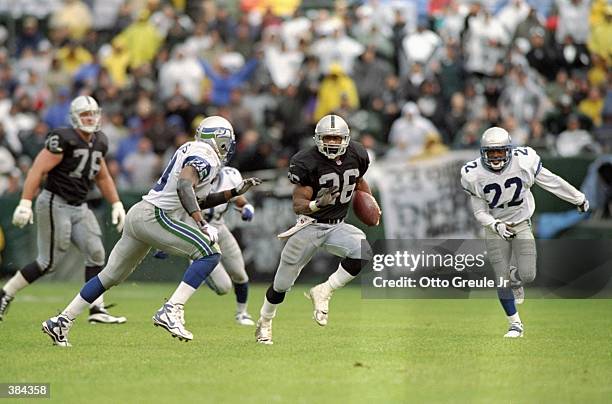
[87, 247, 106, 267]
[230, 272, 249, 285]
[205, 269, 232, 295]
[341, 257, 368, 276]
[346, 238, 372, 261]
[266, 285, 286, 304]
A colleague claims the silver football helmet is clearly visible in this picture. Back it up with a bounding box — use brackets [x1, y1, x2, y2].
[195, 116, 236, 163]
[480, 127, 512, 171]
[314, 114, 350, 159]
[70, 95, 101, 133]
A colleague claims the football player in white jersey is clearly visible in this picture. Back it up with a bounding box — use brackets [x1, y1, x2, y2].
[41, 116, 262, 346]
[155, 166, 257, 325]
[461, 127, 589, 338]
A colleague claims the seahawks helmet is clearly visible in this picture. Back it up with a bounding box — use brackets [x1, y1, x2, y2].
[195, 116, 236, 163]
[314, 114, 350, 159]
[480, 127, 512, 171]
[70, 95, 101, 133]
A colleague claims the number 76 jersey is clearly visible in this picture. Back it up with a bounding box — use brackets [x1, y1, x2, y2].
[460, 146, 542, 224]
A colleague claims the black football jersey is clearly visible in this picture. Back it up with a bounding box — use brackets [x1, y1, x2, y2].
[288, 141, 370, 221]
[43, 128, 109, 204]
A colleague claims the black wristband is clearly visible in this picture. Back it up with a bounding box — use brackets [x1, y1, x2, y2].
[231, 188, 239, 197]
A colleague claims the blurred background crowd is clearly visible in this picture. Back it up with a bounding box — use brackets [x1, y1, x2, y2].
[0, 0, 610, 195]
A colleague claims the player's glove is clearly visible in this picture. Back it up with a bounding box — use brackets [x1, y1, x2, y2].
[232, 177, 263, 196]
[489, 220, 515, 241]
[577, 198, 589, 213]
[12, 199, 34, 228]
[241, 203, 255, 221]
[312, 186, 340, 211]
[197, 220, 218, 244]
[111, 201, 126, 233]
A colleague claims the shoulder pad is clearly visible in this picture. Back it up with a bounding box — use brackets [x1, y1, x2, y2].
[514, 146, 541, 176]
[221, 166, 243, 184]
[44, 131, 65, 154]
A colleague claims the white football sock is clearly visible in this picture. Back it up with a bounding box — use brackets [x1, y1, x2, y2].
[326, 264, 356, 291]
[508, 313, 522, 324]
[62, 294, 90, 320]
[236, 302, 247, 314]
[260, 297, 277, 320]
[3, 272, 29, 297]
[169, 282, 196, 306]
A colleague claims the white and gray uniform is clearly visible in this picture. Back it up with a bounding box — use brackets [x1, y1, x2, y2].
[97, 141, 221, 288]
[460, 146, 586, 283]
[196, 166, 249, 294]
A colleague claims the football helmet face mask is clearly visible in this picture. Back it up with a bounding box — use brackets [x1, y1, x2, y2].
[70, 95, 101, 133]
[480, 127, 512, 171]
[195, 116, 236, 163]
[314, 114, 350, 159]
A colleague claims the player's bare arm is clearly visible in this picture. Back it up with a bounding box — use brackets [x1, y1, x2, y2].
[21, 149, 63, 201]
[292, 184, 314, 214]
[95, 159, 120, 204]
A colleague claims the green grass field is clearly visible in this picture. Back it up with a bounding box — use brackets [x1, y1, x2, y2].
[2, 282, 612, 403]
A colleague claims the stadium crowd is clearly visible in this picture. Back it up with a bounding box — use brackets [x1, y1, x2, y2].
[0, 0, 610, 195]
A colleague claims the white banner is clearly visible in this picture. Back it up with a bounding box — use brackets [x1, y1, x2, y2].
[368, 151, 480, 239]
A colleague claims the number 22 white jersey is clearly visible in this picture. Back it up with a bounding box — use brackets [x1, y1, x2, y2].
[460, 146, 541, 224]
[143, 141, 221, 212]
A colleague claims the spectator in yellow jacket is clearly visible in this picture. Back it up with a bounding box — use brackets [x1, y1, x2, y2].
[56, 41, 93, 74]
[102, 38, 131, 88]
[588, 5, 612, 65]
[314, 63, 359, 121]
[114, 10, 163, 69]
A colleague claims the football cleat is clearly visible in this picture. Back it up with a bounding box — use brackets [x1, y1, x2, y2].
[255, 318, 273, 345]
[235, 312, 255, 326]
[0, 290, 14, 321]
[504, 322, 524, 338]
[304, 283, 332, 326]
[152, 302, 193, 341]
[509, 266, 524, 305]
[42, 315, 73, 347]
[88, 304, 127, 324]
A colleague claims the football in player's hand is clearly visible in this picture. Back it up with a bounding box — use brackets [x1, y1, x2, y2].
[353, 190, 381, 226]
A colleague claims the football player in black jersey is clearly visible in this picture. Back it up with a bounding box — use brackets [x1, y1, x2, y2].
[0, 96, 127, 324]
[255, 114, 377, 344]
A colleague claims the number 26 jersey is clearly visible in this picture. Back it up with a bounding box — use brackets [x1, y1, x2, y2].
[288, 141, 370, 222]
[460, 146, 541, 224]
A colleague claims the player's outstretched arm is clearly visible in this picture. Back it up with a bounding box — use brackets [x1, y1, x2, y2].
[534, 167, 589, 212]
[199, 177, 262, 209]
[12, 149, 63, 228]
[95, 159, 125, 232]
[231, 195, 255, 221]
